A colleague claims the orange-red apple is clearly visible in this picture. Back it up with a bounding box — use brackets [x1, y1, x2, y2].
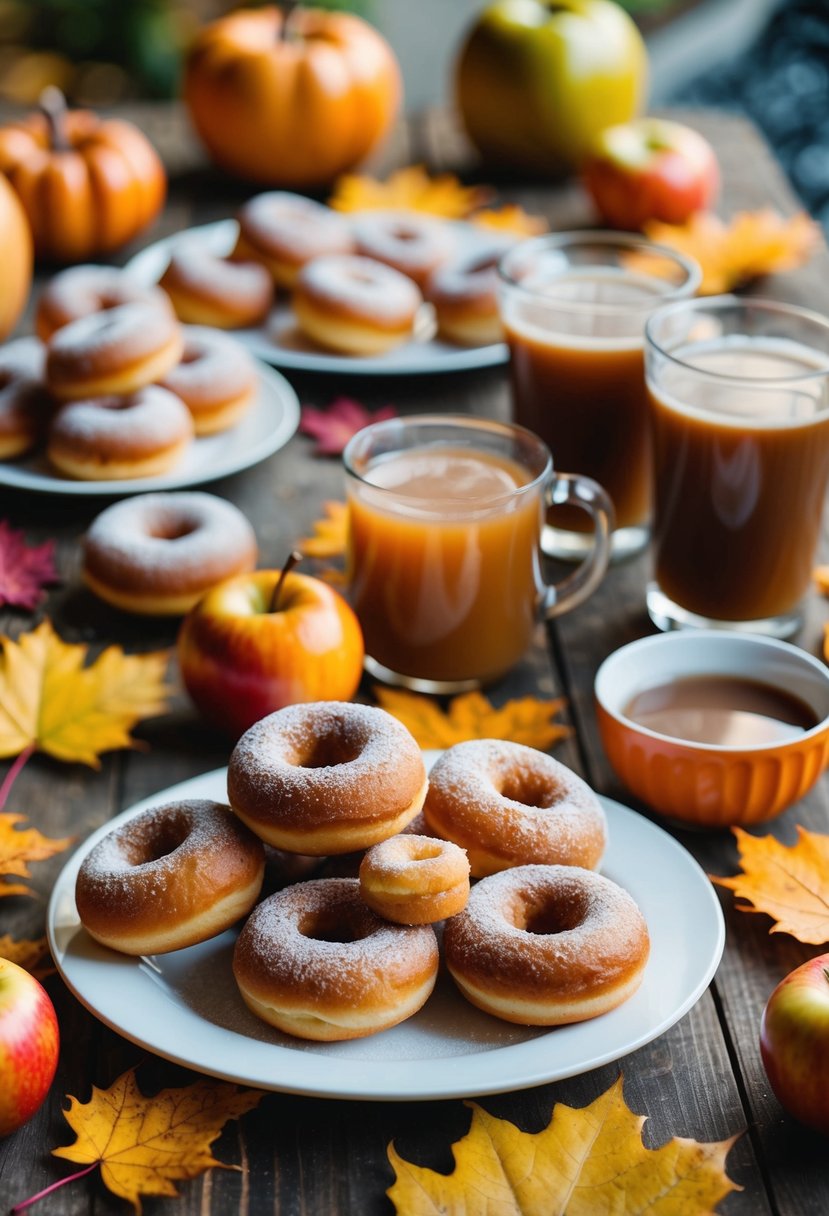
[177, 569, 365, 739]
[0, 958, 59, 1137]
[583, 117, 719, 230]
[760, 953, 829, 1137]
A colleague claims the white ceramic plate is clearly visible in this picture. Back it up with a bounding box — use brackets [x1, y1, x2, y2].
[48, 760, 724, 1101]
[0, 341, 299, 496]
[126, 219, 509, 376]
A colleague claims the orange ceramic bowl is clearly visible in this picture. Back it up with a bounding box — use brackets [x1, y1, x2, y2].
[595, 631, 829, 827]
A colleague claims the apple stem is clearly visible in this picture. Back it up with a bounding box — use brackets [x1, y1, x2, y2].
[39, 86, 71, 152]
[0, 743, 34, 813]
[279, 0, 300, 41]
[823, 966, 829, 987]
[10, 1162, 98, 1213]
[269, 550, 303, 614]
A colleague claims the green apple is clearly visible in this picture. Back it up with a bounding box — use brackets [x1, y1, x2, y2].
[456, 0, 648, 175]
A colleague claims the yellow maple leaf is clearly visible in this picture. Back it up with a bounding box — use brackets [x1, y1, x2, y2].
[711, 826, 829, 944]
[642, 209, 821, 295]
[373, 687, 571, 751]
[815, 564, 829, 596]
[329, 165, 493, 218]
[388, 1077, 739, 1215]
[0, 618, 170, 768]
[471, 204, 548, 238]
[52, 1068, 263, 1214]
[0, 812, 72, 897]
[0, 932, 54, 977]
[298, 500, 348, 560]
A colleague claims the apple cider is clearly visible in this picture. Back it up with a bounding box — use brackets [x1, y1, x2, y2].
[649, 336, 829, 623]
[347, 446, 543, 685]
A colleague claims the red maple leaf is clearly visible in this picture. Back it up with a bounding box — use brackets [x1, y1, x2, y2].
[0, 521, 59, 610]
[299, 397, 397, 457]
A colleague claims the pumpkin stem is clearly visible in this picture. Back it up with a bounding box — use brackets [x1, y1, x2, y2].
[269, 550, 302, 614]
[39, 86, 71, 152]
[279, 0, 300, 40]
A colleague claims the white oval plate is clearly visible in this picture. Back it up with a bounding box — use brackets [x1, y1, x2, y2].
[48, 760, 724, 1101]
[0, 340, 299, 497]
[126, 219, 509, 376]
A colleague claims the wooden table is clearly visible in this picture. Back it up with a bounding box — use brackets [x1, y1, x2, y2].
[1, 106, 828, 1216]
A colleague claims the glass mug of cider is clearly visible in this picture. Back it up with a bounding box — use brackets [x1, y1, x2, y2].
[645, 296, 829, 638]
[343, 415, 613, 693]
[499, 232, 700, 561]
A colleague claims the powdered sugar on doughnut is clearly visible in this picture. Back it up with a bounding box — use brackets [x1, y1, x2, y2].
[84, 490, 257, 592]
[159, 326, 256, 400]
[49, 386, 193, 458]
[38, 265, 171, 338]
[161, 248, 272, 311]
[47, 302, 180, 382]
[297, 255, 422, 327]
[354, 210, 454, 283]
[238, 192, 353, 263]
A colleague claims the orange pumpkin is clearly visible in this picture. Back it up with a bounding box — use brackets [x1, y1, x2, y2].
[0, 89, 166, 263]
[0, 175, 32, 340]
[184, 6, 402, 189]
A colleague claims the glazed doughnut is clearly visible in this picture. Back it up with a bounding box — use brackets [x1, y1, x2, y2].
[159, 247, 273, 329]
[157, 326, 258, 435]
[423, 740, 607, 878]
[75, 799, 265, 955]
[234, 192, 354, 289]
[359, 834, 470, 925]
[353, 210, 454, 289]
[36, 265, 173, 342]
[233, 878, 439, 1040]
[83, 491, 258, 615]
[46, 302, 183, 400]
[444, 864, 650, 1025]
[293, 255, 422, 355]
[227, 702, 428, 854]
[427, 241, 513, 346]
[0, 341, 52, 459]
[47, 385, 194, 481]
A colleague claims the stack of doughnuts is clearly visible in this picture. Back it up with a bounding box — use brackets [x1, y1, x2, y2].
[73, 703, 649, 1044]
[156, 190, 516, 356]
[0, 265, 261, 481]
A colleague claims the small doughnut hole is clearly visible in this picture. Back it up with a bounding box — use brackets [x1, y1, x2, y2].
[299, 906, 371, 945]
[499, 771, 557, 809]
[518, 891, 588, 936]
[126, 815, 190, 866]
[297, 725, 364, 769]
[411, 840, 444, 863]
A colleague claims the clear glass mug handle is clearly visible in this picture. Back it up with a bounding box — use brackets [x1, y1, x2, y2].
[541, 472, 615, 619]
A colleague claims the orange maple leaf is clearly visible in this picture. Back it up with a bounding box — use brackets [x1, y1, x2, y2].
[45, 1067, 263, 1214]
[388, 1076, 740, 1215]
[0, 812, 72, 897]
[329, 165, 492, 218]
[373, 687, 571, 751]
[0, 932, 54, 978]
[642, 209, 821, 295]
[0, 618, 170, 768]
[298, 500, 348, 560]
[711, 826, 829, 943]
[470, 204, 548, 237]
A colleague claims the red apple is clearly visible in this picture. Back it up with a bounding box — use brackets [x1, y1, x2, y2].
[582, 117, 719, 230]
[0, 957, 59, 1137]
[760, 953, 829, 1136]
[178, 568, 365, 739]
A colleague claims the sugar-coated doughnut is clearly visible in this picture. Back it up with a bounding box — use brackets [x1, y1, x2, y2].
[423, 739, 607, 878]
[227, 702, 428, 854]
[233, 878, 439, 1040]
[159, 247, 274, 329]
[75, 799, 265, 955]
[47, 385, 194, 481]
[234, 192, 354, 288]
[46, 302, 183, 400]
[293, 255, 422, 355]
[359, 834, 470, 925]
[157, 326, 257, 435]
[353, 210, 455, 288]
[0, 341, 52, 459]
[36, 265, 173, 342]
[83, 491, 258, 615]
[427, 241, 512, 346]
[444, 864, 650, 1025]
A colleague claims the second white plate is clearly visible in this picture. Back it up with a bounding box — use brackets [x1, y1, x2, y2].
[48, 763, 725, 1101]
[126, 220, 510, 377]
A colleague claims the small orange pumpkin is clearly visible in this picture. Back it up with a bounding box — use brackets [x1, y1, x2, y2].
[0, 174, 32, 339]
[184, 5, 402, 189]
[0, 89, 166, 263]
